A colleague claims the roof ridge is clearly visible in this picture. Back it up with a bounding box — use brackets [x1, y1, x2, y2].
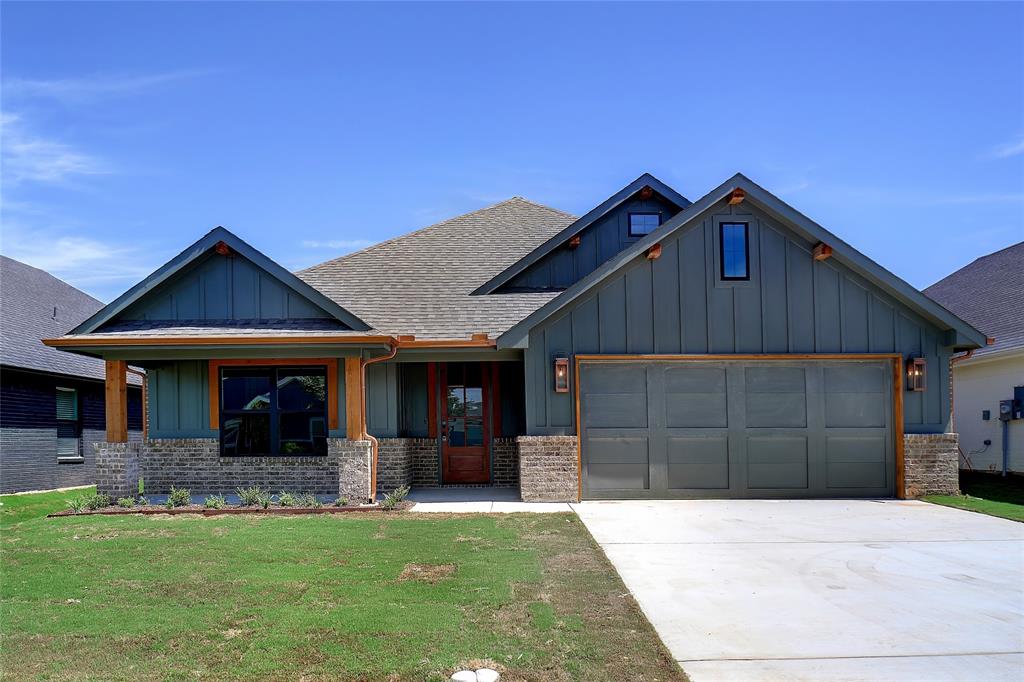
[296, 196, 574, 274]
[0, 254, 103, 306]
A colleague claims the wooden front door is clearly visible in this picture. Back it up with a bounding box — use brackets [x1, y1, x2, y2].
[440, 362, 490, 483]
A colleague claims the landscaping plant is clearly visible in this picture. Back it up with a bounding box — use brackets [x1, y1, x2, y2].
[236, 486, 266, 507]
[166, 487, 191, 508]
[84, 493, 111, 511]
[116, 497, 135, 509]
[296, 492, 322, 509]
[203, 494, 226, 510]
[380, 485, 410, 511]
[277, 491, 297, 507]
[65, 496, 87, 514]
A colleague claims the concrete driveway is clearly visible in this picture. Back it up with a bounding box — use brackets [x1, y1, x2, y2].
[573, 500, 1024, 681]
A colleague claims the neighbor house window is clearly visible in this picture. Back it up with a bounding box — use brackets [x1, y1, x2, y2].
[56, 387, 81, 461]
[719, 222, 750, 280]
[220, 366, 328, 456]
[628, 213, 661, 237]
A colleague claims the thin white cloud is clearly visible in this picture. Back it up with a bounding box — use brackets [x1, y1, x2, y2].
[301, 239, 376, 250]
[3, 69, 215, 102]
[987, 135, 1024, 160]
[1, 113, 108, 184]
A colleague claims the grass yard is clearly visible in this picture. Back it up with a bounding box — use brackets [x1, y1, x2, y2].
[924, 471, 1024, 522]
[0, 489, 684, 681]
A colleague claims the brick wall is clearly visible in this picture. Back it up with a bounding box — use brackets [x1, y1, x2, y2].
[518, 435, 577, 502]
[492, 438, 519, 488]
[904, 433, 959, 497]
[95, 438, 373, 501]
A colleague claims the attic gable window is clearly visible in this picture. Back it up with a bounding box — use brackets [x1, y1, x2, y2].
[719, 222, 750, 280]
[628, 213, 661, 237]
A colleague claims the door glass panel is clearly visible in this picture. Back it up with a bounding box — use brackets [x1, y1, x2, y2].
[222, 374, 272, 411]
[447, 387, 465, 417]
[466, 420, 484, 446]
[277, 370, 326, 410]
[465, 387, 483, 416]
[449, 418, 466, 446]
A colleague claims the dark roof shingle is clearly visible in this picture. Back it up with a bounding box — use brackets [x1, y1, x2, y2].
[297, 197, 576, 340]
[924, 241, 1024, 358]
[0, 256, 140, 383]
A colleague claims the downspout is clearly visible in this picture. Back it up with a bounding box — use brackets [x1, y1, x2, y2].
[125, 368, 147, 441]
[360, 342, 398, 502]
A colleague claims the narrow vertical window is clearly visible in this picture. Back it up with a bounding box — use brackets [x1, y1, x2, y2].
[628, 213, 661, 237]
[56, 387, 81, 461]
[719, 222, 749, 280]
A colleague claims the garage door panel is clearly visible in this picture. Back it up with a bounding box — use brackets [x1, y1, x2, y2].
[584, 394, 647, 428]
[826, 435, 888, 489]
[580, 359, 893, 499]
[825, 393, 885, 428]
[746, 436, 809, 489]
[586, 436, 649, 490]
[666, 435, 729, 489]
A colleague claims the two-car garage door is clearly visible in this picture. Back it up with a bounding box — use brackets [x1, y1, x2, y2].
[579, 358, 895, 499]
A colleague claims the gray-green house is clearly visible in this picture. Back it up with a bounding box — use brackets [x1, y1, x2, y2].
[46, 173, 986, 502]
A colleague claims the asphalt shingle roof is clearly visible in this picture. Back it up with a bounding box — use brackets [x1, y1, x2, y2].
[924, 241, 1024, 358]
[0, 256, 140, 383]
[297, 197, 577, 340]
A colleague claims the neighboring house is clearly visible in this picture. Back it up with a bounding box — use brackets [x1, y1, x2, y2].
[925, 242, 1024, 475]
[0, 257, 144, 494]
[44, 173, 986, 502]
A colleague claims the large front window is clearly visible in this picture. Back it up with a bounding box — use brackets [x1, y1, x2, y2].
[220, 366, 328, 456]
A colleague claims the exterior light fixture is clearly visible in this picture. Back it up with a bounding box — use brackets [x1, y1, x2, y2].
[906, 356, 926, 392]
[554, 356, 570, 393]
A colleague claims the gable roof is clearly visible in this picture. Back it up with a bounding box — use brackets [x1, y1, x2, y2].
[69, 226, 370, 335]
[471, 173, 690, 295]
[496, 173, 989, 351]
[0, 256, 140, 383]
[925, 241, 1023, 359]
[298, 197, 576, 340]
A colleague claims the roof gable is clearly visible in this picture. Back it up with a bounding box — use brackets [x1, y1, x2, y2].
[72, 227, 370, 335]
[472, 173, 690, 295]
[497, 173, 988, 350]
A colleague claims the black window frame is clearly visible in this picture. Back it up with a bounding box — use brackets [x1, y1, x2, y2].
[628, 212, 662, 237]
[718, 221, 750, 281]
[219, 365, 329, 457]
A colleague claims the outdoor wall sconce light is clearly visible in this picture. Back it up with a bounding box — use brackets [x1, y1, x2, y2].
[906, 356, 927, 392]
[554, 356, 570, 393]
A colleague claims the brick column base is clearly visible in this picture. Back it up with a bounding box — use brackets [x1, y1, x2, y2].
[904, 433, 959, 497]
[330, 439, 373, 503]
[518, 435, 578, 502]
[94, 442, 142, 498]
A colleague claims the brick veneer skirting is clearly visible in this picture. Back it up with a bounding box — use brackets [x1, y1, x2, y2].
[518, 435, 578, 502]
[904, 433, 959, 497]
[375, 437, 520, 494]
[94, 438, 373, 502]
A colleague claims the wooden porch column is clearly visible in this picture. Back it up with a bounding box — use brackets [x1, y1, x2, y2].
[344, 356, 364, 439]
[104, 360, 128, 442]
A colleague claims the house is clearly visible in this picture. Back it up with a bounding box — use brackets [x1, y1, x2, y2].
[43, 173, 986, 502]
[925, 242, 1024, 475]
[0, 256, 144, 494]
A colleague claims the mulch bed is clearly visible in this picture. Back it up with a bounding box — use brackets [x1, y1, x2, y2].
[47, 502, 414, 518]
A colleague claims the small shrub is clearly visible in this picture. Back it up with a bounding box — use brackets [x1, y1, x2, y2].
[380, 485, 410, 511]
[138, 477, 145, 497]
[167, 486, 191, 508]
[65, 496, 87, 514]
[204, 494, 226, 509]
[277, 491, 297, 507]
[84, 493, 111, 510]
[296, 492, 322, 509]
[333, 496, 349, 507]
[236, 486, 266, 507]
[116, 497, 135, 509]
[137, 496, 149, 506]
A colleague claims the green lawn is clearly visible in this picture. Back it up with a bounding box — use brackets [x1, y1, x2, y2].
[0, 489, 684, 681]
[924, 471, 1024, 522]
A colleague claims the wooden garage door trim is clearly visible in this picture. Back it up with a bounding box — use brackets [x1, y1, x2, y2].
[574, 354, 905, 501]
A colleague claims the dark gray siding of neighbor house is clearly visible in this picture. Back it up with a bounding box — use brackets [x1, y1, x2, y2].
[0, 368, 142, 493]
[525, 202, 953, 436]
[500, 193, 683, 292]
[147, 359, 348, 439]
[113, 252, 334, 322]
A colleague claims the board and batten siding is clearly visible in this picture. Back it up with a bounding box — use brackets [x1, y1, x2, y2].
[114, 252, 333, 322]
[502, 193, 683, 292]
[147, 359, 349, 439]
[525, 202, 952, 435]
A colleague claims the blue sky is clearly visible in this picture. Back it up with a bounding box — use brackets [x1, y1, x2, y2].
[2, 1, 1022, 302]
